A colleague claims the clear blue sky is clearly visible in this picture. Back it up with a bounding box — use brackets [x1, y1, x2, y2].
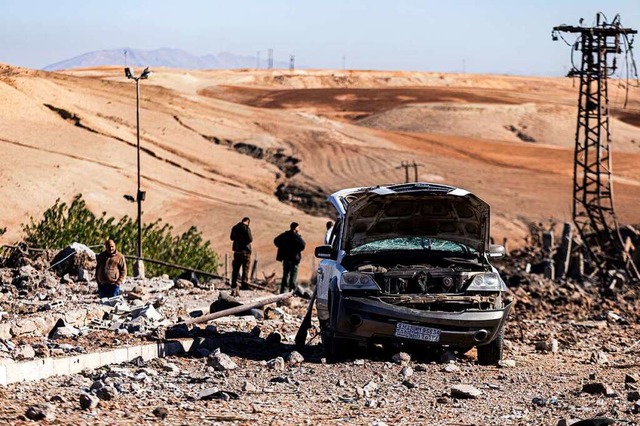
[1, 0, 639, 76]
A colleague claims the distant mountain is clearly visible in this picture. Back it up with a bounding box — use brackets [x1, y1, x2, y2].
[43, 48, 290, 71]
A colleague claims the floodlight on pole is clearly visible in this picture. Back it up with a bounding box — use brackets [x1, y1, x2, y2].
[125, 66, 151, 278]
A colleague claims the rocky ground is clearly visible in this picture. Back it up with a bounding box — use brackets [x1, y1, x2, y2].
[0, 239, 639, 425]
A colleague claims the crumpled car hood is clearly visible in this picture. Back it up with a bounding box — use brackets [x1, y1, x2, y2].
[339, 184, 490, 253]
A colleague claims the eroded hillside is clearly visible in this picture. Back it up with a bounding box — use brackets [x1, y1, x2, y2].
[2, 65, 640, 278]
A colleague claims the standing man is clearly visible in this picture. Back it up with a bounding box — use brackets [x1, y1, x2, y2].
[230, 217, 252, 296]
[96, 238, 127, 298]
[274, 222, 306, 293]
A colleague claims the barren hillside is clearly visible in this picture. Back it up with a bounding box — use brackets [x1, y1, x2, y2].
[1, 65, 640, 278]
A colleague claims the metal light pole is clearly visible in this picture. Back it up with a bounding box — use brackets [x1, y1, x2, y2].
[125, 66, 151, 278]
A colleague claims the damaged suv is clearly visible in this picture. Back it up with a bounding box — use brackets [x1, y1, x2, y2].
[315, 183, 511, 365]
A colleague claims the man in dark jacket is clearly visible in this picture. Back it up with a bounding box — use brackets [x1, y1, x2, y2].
[230, 217, 253, 296]
[96, 238, 127, 298]
[274, 222, 306, 293]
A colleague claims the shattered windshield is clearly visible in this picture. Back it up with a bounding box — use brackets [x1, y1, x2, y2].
[350, 237, 476, 254]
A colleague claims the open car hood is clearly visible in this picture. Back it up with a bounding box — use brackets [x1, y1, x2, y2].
[329, 183, 490, 254]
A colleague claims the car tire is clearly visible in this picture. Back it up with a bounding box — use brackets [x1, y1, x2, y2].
[477, 327, 504, 365]
[319, 322, 357, 362]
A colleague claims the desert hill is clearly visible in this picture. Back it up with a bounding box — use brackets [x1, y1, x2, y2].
[1, 65, 640, 279]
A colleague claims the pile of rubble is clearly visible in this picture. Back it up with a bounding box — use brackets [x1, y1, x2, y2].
[496, 222, 640, 323]
[0, 243, 306, 366]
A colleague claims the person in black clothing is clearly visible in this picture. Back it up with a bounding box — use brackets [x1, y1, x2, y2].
[230, 217, 252, 296]
[274, 222, 306, 293]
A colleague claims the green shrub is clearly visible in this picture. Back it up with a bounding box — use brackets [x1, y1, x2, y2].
[21, 194, 219, 278]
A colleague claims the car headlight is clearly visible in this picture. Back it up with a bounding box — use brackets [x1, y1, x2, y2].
[466, 272, 504, 292]
[341, 272, 380, 291]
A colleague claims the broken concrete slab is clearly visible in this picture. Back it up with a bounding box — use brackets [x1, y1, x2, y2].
[0, 338, 200, 385]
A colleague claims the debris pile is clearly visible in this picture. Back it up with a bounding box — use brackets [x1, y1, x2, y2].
[496, 222, 640, 322]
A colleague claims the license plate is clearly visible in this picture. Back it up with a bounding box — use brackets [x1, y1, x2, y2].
[394, 322, 441, 342]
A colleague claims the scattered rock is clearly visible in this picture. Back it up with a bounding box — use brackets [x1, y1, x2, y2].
[436, 396, 449, 404]
[499, 359, 517, 368]
[267, 357, 285, 371]
[197, 386, 219, 400]
[628, 390, 640, 402]
[442, 364, 460, 373]
[287, 351, 304, 365]
[25, 404, 55, 421]
[89, 380, 105, 392]
[197, 387, 239, 401]
[451, 384, 482, 399]
[402, 380, 416, 389]
[14, 344, 36, 360]
[392, 352, 411, 365]
[152, 407, 168, 419]
[163, 362, 181, 375]
[79, 393, 99, 410]
[174, 279, 194, 290]
[532, 396, 546, 407]
[207, 351, 238, 371]
[400, 366, 414, 377]
[243, 381, 258, 392]
[96, 385, 117, 401]
[589, 351, 609, 365]
[365, 398, 379, 408]
[535, 338, 559, 353]
[581, 382, 608, 395]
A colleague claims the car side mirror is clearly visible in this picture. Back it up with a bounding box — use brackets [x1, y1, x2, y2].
[489, 244, 505, 258]
[315, 245, 334, 259]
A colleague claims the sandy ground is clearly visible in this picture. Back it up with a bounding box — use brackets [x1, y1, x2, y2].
[1, 65, 640, 281]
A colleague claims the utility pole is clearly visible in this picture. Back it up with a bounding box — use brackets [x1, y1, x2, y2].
[413, 161, 422, 181]
[397, 161, 410, 183]
[553, 14, 640, 282]
[124, 66, 152, 278]
[268, 48, 274, 70]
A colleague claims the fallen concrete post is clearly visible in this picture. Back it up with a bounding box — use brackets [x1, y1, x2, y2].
[179, 292, 293, 326]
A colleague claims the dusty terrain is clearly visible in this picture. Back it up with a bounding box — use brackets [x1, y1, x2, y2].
[2, 65, 640, 424]
[1, 244, 640, 425]
[1, 65, 640, 280]
[2, 316, 640, 425]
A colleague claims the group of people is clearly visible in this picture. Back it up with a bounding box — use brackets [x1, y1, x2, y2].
[230, 217, 306, 296]
[94, 218, 335, 299]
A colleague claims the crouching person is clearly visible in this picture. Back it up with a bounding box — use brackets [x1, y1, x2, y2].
[96, 238, 127, 298]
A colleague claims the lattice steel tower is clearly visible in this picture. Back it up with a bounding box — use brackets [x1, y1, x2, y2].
[553, 14, 639, 281]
